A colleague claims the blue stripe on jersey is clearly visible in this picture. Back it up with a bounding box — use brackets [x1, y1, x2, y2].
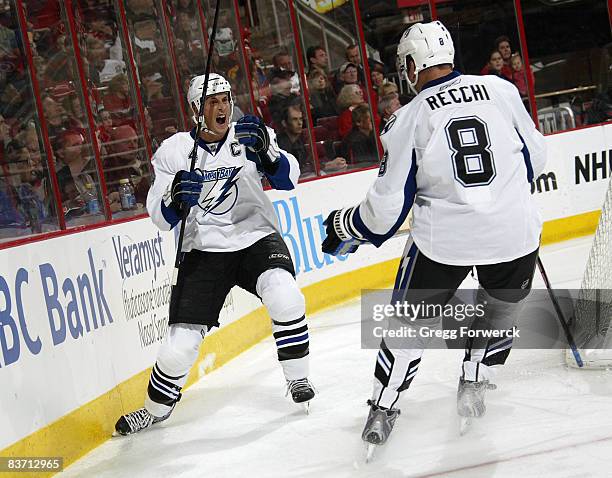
[516, 129, 533, 183]
[161, 201, 181, 228]
[266, 153, 294, 191]
[276, 332, 309, 347]
[352, 149, 418, 247]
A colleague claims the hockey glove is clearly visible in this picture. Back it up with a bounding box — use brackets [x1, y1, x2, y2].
[235, 114, 280, 175]
[163, 169, 204, 218]
[321, 208, 367, 256]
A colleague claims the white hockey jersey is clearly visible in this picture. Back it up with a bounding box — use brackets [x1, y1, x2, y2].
[147, 124, 300, 252]
[349, 71, 547, 265]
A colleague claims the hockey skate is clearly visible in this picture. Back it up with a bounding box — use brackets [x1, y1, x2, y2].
[362, 399, 401, 462]
[286, 378, 315, 414]
[114, 407, 172, 436]
[457, 378, 496, 435]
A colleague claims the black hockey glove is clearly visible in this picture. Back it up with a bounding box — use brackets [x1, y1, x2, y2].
[321, 209, 366, 256]
[163, 169, 204, 216]
[235, 114, 280, 175]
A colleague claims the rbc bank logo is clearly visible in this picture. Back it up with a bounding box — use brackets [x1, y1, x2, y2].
[273, 196, 349, 275]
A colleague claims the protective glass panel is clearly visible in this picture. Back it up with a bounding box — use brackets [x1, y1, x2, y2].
[0, 0, 61, 242]
[163, 0, 208, 125]
[295, 0, 381, 174]
[201, 0, 253, 118]
[522, 0, 612, 133]
[123, 0, 185, 145]
[71, 0, 151, 217]
[358, 0, 432, 123]
[241, 0, 317, 179]
[23, 0, 107, 227]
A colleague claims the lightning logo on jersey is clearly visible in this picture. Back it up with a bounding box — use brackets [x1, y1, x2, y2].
[197, 166, 242, 216]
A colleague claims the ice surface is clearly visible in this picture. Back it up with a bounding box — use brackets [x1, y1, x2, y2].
[63, 236, 612, 477]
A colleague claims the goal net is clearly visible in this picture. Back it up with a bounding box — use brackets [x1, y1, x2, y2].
[566, 176, 612, 368]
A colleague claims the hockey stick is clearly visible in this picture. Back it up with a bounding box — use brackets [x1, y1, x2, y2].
[537, 256, 584, 367]
[171, 0, 222, 287]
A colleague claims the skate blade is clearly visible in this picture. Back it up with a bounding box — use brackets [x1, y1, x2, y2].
[459, 417, 472, 436]
[302, 401, 311, 415]
[365, 443, 377, 463]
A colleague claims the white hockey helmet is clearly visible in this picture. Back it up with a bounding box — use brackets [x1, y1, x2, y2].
[187, 72, 234, 126]
[397, 20, 454, 94]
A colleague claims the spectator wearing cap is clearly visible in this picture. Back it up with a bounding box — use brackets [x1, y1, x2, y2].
[268, 70, 299, 126]
[307, 69, 337, 124]
[340, 104, 377, 167]
[334, 62, 364, 96]
[276, 105, 314, 177]
[480, 35, 513, 81]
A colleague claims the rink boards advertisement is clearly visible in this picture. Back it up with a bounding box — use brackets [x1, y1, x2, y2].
[1, 123, 611, 461]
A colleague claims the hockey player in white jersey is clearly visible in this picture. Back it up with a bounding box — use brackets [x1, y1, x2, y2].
[321, 21, 547, 452]
[115, 73, 314, 436]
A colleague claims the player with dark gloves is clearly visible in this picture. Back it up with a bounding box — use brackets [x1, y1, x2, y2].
[160, 169, 205, 227]
[321, 208, 367, 255]
[235, 114, 281, 175]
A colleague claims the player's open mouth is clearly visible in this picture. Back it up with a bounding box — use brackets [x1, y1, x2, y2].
[216, 114, 226, 125]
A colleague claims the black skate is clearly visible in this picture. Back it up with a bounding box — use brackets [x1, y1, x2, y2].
[114, 407, 172, 436]
[286, 378, 315, 413]
[457, 378, 496, 435]
[362, 399, 400, 462]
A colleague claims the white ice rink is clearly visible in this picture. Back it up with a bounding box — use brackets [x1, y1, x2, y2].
[63, 236, 612, 478]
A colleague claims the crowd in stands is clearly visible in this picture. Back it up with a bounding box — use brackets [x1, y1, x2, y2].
[480, 35, 531, 99]
[3, 0, 541, 241]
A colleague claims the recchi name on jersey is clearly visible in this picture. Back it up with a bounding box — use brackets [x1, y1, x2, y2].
[425, 83, 491, 111]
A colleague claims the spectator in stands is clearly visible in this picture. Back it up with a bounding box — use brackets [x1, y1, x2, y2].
[345, 43, 365, 83]
[53, 130, 97, 214]
[98, 108, 113, 143]
[104, 124, 150, 204]
[336, 84, 365, 139]
[276, 105, 314, 177]
[485, 50, 513, 84]
[103, 73, 131, 114]
[86, 35, 125, 84]
[142, 72, 165, 102]
[496, 35, 513, 73]
[42, 95, 68, 139]
[511, 52, 529, 97]
[176, 0, 196, 14]
[378, 92, 401, 133]
[269, 70, 299, 126]
[268, 50, 300, 96]
[340, 104, 377, 167]
[307, 69, 337, 124]
[334, 62, 362, 96]
[62, 95, 86, 130]
[480, 35, 513, 80]
[307, 45, 328, 76]
[0, 114, 10, 148]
